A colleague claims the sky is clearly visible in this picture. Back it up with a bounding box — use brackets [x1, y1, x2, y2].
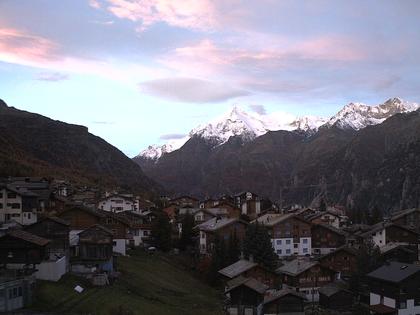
[1, 0, 420, 157]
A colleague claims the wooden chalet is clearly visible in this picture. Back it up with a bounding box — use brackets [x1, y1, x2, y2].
[225, 276, 268, 315]
[263, 289, 306, 315]
[0, 230, 50, 266]
[276, 258, 336, 302]
[317, 246, 358, 278]
[311, 223, 348, 255]
[218, 258, 278, 288]
[318, 280, 353, 311]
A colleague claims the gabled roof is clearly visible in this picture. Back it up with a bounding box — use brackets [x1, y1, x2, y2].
[218, 259, 258, 278]
[306, 210, 341, 221]
[6, 229, 50, 246]
[318, 280, 351, 297]
[312, 223, 348, 237]
[263, 288, 306, 304]
[318, 246, 358, 261]
[359, 222, 419, 238]
[35, 216, 70, 226]
[225, 276, 268, 295]
[60, 205, 106, 218]
[390, 208, 420, 221]
[367, 261, 420, 283]
[276, 259, 318, 276]
[197, 217, 247, 232]
[253, 213, 307, 227]
[79, 224, 113, 236]
[379, 242, 412, 254]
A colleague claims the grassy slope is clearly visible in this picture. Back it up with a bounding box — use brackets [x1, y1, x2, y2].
[32, 251, 223, 315]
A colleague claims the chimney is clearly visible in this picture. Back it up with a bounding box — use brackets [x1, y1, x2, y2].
[249, 254, 254, 263]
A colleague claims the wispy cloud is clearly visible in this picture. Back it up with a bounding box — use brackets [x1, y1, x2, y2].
[104, 0, 218, 31]
[139, 77, 249, 103]
[36, 72, 69, 82]
[92, 121, 116, 125]
[160, 133, 187, 140]
[88, 0, 102, 9]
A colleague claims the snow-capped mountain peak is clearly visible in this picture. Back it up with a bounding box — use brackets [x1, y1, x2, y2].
[137, 98, 419, 161]
[326, 97, 419, 130]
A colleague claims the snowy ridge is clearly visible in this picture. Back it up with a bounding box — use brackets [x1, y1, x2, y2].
[138, 97, 419, 160]
[326, 97, 419, 130]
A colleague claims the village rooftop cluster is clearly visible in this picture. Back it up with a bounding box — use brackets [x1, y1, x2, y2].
[0, 177, 420, 315]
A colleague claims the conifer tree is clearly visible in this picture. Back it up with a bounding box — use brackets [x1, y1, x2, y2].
[243, 222, 278, 270]
[151, 212, 172, 251]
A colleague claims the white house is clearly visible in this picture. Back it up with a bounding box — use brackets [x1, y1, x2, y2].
[253, 213, 312, 258]
[98, 194, 135, 213]
[0, 185, 38, 225]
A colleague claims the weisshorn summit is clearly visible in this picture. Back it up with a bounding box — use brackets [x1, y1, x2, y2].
[134, 98, 420, 212]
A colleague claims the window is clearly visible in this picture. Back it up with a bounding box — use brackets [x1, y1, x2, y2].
[286, 240, 291, 245]
[294, 244, 298, 248]
[7, 192, 17, 199]
[0, 203, 2, 209]
[28, 213, 31, 220]
[112, 241, 117, 246]
[144, 231, 149, 236]
[276, 240, 282, 245]
[286, 249, 291, 254]
[400, 301, 407, 309]
[302, 238, 308, 244]
[276, 249, 282, 255]
[303, 248, 308, 253]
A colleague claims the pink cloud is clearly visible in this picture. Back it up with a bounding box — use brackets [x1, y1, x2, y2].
[105, 0, 218, 31]
[160, 36, 365, 79]
[88, 0, 102, 9]
[0, 28, 60, 67]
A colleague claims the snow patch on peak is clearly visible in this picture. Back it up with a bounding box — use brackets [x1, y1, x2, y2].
[326, 98, 419, 130]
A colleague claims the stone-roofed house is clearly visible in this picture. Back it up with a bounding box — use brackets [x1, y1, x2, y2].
[367, 262, 420, 315]
[197, 217, 248, 254]
[0, 230, 50, 267]
[379, 242, 418, 264]
[263, 289, 306, 315]
[225, 276, 268, 315]
[254, 213, 311, 258]
[318, 280, 354, 311]
[218, 258, 278, 288]
[276, 258, 336, 302]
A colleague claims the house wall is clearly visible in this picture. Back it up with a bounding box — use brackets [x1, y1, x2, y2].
[264, 295, 305, 315]
[311, 225, 346, 255]
[371, 228, 386, 247]
[35, 256, 67, 281]
[98, 197, 134, 212]
[0, 278, 33, 312]
[272, 237, 311, 257]
[58, 208, 100, 230]
[113, 238, 126, 255]
[0, 189, 37, 226]
[319, 250, 357, 277]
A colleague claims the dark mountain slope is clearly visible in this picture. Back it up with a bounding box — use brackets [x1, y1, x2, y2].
[0, 99, 159, 195]
[137, 110, 420, 211]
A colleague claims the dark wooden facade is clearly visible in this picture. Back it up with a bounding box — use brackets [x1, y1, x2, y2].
[311, 224, 346, 252]
[263, 292, 305, 314]
[72, 225, 113, 262]
[0, 231, 49, 264]
[318, 247, 358, 277]
[25, 217, 69, 256]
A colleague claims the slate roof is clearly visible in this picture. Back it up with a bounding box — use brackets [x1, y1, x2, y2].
[263, 288, 306, 304]
[359, 222, 418, 238]
[390, 208, 419, 221]
[276, 259, 318, 276]
[313, 223, 348, 236]
[7, 229, 50, 246]
[218, 259, 258, 278]
[379, 242, 411, 254]
[367, 261, 420, 283]
[225, 276, 268, 295]
[197, 217, 246, 232]
[318, 280, 351, 297]
[253, 213, 297, 227]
